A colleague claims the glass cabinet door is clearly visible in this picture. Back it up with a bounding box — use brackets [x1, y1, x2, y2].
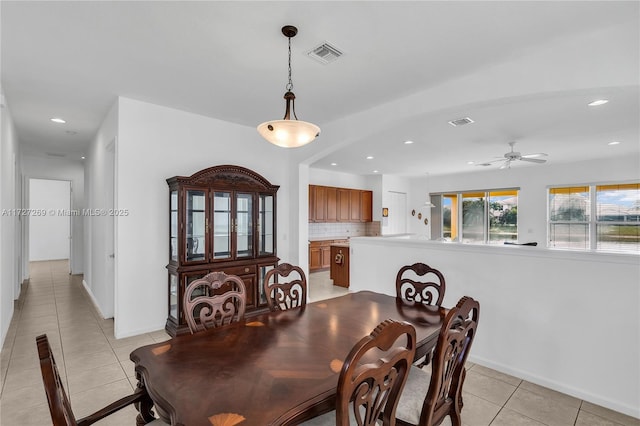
[169, 273, 178, 320]
[185, 190, 206, 262]
[170, 190, 178, 262]
[258, 194, 275, 256]
[236, 193, 253, 258]
[258, 264, 275, 306]
[213, 191, 232, 260]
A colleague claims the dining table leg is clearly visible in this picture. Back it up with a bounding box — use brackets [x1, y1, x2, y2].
[134, 371, 158, 425]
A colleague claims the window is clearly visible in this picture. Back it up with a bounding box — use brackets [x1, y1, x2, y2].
[439, 189, 518, 244]
[548, 183, 639, 253]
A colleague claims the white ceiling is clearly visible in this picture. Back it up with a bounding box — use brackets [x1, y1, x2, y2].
[2, 1, 638, 176]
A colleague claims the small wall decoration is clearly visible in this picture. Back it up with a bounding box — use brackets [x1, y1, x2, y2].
[424, 218, 429, 225]
[417, 212, 422, 219]
[382, 208, 389, 217]
[411, 209, 415, 216]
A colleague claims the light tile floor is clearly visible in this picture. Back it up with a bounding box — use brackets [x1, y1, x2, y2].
[0, 262, 636, 426]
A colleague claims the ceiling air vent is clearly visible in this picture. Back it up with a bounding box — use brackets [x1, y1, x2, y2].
[307, 42, 343, 65]
[46, 152, 66, 158]
[448, 117, 475, 127]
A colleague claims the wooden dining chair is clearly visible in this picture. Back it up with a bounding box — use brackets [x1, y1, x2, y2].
[264, 263, 307, 311]
[395, 263, 446, 307]
[36, 334, 166, 426]
[396, 262, 447, 367]
[184, 271, 246, 333]
[301, 319, 417, 426]
[394, 296, 480, 426]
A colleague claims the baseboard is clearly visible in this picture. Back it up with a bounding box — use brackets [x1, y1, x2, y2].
[468, 354, 640, 420]
[82, 279, 107, 319]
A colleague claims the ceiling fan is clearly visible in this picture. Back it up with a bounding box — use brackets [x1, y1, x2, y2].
[476, 141, 548, 169]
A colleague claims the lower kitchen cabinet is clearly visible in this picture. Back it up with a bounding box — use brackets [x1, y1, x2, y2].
[309, 239, 348, 271]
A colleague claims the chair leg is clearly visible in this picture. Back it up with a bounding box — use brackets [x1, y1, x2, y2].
[415, 350, 432, 368]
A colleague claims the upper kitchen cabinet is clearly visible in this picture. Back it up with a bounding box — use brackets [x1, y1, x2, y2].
[360, 190, 373, 222]
[309, 185, 373, 223]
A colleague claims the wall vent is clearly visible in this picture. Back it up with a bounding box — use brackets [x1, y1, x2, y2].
[307, 42, 343, 64]
[448, 117, 474, 127]
[46, 152, 66, 158]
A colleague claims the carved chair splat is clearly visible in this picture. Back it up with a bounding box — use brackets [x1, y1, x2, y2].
[184, 271, 246, 333]
[301, 319, 417, 426]
[395, 262, 446, 307]
[264, 263, 307, 312]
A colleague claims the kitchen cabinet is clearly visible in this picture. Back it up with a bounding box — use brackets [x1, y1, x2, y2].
[309, 185, 373, 223]
[360, 190, 373, 222]
[337, 188, 351, 222]
[330, 244, 350, 287]
[166, 165, 279, 336]
[350, 190, 361, 222]
[309, 239, 348, 271]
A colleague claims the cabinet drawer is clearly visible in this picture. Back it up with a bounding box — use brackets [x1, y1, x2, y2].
[215, 264, 257, 276]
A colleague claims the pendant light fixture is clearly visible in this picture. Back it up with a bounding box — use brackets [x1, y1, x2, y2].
[257, 25, 320, 148]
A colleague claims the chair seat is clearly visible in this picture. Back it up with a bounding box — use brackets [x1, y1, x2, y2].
[301, 409, 383, 425]
[396, 365, 432, 425]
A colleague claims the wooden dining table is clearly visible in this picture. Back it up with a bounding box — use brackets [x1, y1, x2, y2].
[130, 291, 447, 426]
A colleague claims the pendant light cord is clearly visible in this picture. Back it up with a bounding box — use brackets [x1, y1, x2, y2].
[286, 36, 294, 92]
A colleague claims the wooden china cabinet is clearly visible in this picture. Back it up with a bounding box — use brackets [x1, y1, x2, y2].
[166, 165, 279, 336]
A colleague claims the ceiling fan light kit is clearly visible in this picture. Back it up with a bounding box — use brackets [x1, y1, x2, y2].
[257, 25, 321, 148]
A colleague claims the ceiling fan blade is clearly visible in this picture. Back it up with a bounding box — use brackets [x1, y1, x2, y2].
[520, 157, 547, 163]
[522, 152, 548, 158]
[474, 158, 504, 166]
[499, 160, 510, 170]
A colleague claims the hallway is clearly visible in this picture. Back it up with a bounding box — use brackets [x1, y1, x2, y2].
[0, 260, 168, 425]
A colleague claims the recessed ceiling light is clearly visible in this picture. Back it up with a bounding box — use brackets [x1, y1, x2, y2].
[404, 140, 414, 145]
[467, 161, 475, 165]
[50, 118, 66, 124]
[588, 99, 609, 107]
[372, 170, 379, 173]
[81, 156, 86, 160]
[608, 141, 621, 145]
[366, 156, 374, 160]
[330, 162, 337, 166]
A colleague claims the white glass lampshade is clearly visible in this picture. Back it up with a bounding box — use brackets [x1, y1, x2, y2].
[257, 119, 320, 148]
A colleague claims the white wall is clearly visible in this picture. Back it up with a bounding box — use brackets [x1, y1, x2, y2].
[22, 155, 85, 274]
[350, 237, 639, 418]
[84, 102, 118, 319]
[28, 179, 70, 261]
[0, 101, 20, 349]
[113, 97, 291, 338]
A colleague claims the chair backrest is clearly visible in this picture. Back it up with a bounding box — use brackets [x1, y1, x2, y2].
[184, 271, 246, 333]
[337, 319, 416, 426]
[395, 263, 446, 306]
[37, 334, 78, 426]
[420, 296, 480, 426]
[263, 263, 307, 312]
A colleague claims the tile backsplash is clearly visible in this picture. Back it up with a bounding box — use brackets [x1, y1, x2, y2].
[309, 221, 381, 238]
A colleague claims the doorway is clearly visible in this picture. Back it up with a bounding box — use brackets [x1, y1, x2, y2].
[28, 178, 72, 270]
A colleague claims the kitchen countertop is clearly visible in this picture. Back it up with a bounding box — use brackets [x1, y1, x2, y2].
[330, 242, 350, 248]
[308, 236, 350, 242]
